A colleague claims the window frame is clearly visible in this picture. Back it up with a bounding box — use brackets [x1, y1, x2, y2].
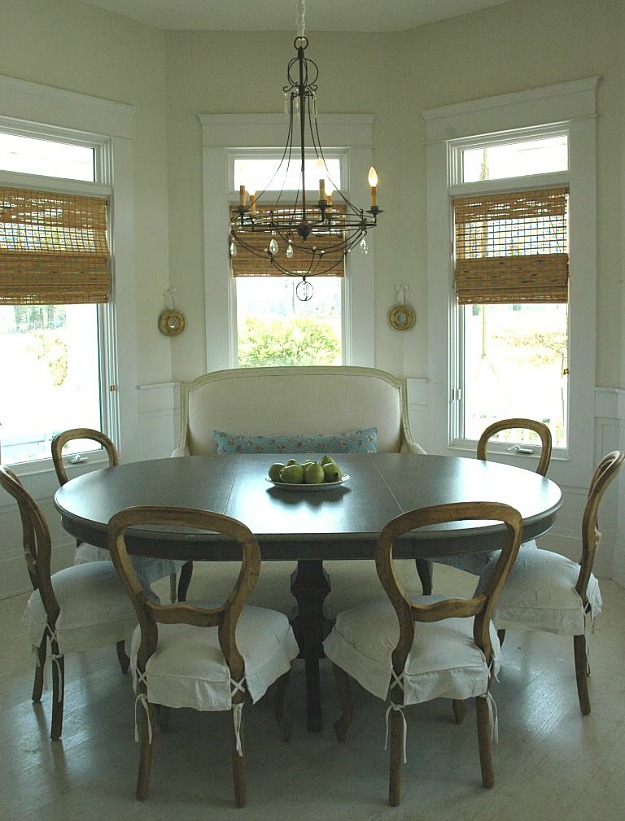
[199, 113, 376, 370]
[449, 171, 571, 456]
[0, 74, 136, 475]
[424, 78, 598, 489]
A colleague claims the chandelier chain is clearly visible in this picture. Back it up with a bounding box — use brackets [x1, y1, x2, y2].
[296, 0, 306, 38]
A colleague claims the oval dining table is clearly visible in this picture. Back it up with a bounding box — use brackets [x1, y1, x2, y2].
[55, 451, 562, 731]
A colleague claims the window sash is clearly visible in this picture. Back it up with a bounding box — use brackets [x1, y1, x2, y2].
[453, 187, 569, 304]
[0, 187, 110, 305]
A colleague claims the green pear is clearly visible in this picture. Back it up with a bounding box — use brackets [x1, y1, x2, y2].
[268, 462, 285, 482]
[304, 461, 325, 484]
[280, 463, 304, 483]
[286, 459, 300, 466]
[323, 461, 343, 482]
[320, 454, 336, 466]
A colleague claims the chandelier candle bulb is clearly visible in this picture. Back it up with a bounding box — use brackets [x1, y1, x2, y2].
[319, 178, 326, 199]
[368, 166, 379, 209]
[239, 185, 246, 207]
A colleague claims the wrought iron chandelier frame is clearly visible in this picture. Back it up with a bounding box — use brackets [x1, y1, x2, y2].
[229, 19, 381, 298]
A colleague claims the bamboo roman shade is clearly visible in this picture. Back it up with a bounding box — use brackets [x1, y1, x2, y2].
[0, 187, 111, 305]
[230, 204, 346, 277]
[453, 187, 569, 304]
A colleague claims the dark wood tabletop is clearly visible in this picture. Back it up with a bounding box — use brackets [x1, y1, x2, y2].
[54, 451, 562, 561]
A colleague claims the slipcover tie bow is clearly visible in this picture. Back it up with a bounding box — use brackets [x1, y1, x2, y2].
[134, 670, 153, 744]
[384, 669, 407, 764]
[230, 677, 247, 757]
[583, 605, 594, 676]
[582, 527, 602, 674]
[479, 690, 499, 743]
[44, 624, 63, 701]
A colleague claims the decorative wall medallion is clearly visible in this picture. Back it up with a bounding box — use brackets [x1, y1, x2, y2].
[158, 309, 185, 336]
[388, 303, 416, 331]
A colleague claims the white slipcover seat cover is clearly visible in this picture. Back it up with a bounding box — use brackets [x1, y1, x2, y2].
[22, 561, 138, 654]
[130, 603, 299, 711]
[436, 538, 538, 577]
[324, 595, 501, 704]
[476, 545, 602, 635]
[74, 542, 184, 591]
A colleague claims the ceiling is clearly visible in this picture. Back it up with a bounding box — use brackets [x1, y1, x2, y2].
[77, 0, 515, 32]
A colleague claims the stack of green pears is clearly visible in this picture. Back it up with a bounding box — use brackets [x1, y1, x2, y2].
[268, 454, 343, 484]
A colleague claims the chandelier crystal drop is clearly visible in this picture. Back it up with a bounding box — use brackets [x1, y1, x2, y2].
[228, 0, 381, 300]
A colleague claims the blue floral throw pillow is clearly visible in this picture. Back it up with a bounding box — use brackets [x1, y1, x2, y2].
[213, 427, 377, 455]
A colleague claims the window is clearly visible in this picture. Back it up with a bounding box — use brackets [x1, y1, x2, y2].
[0, 127, 114, 465]
[200, 114, 376, 371]
[230, 153, 344, 366]
[424, 78, 598, 486]
[452, 181, 570, 449]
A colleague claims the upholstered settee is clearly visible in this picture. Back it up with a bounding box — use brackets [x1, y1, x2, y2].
[173, 365, 425, 458]
[172, 365, 431, 602]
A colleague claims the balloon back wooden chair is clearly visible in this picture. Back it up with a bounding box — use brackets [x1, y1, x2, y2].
[435, 418, 552, 578]
[476, 449, 624, 715]
[323, 501, 523, 806]
[51, 427, 193, 601]
[107, 505, 299, 808]
[0, 465, 136, 740]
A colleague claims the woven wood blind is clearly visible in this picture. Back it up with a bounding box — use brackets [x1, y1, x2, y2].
[454, 187, 569, 304]
[0, 187, 110, 305]
[230, 204, 346, 277]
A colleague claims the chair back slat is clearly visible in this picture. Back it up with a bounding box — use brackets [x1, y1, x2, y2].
[108, 505, 261, 686]
[51, 427, 119, 486]
[577, 450, 625, 599]
[0, 465, 60, 621]
[375, 501, 523, 691]
[477, 417, 552, 476]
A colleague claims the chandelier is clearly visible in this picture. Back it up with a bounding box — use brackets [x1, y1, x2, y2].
[228, 0, 381, 301]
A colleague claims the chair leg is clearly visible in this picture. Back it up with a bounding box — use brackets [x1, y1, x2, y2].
[574, 634, 591, 715]
[116, 641, 130, 674]
[169, 573, 177, 603]
[136, 701, 155, 800]
[155, 704, 171, 733]
[231, 709, 247, 808]
[452, 699, 466, 725]
[476, 695, 495, 789]
[388, 708, 405, 807]
[415, 559, 433, 595]
[177, 561, 194, 602]
[50, 654, 64, 741]
[331, 663, 353, 742]
[274, 671, 294, 742]
[32, 635, 47, 702]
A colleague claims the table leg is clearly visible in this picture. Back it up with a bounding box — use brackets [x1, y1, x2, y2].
[289, 560, 332, 732]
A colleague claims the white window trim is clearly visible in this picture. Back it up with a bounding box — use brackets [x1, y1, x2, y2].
[199, 113, 376, 370]
[423, 77, 599, 489]
[0, 74, 137, 475]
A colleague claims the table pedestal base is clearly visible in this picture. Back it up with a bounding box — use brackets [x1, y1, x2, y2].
[289, 560, 332, 732]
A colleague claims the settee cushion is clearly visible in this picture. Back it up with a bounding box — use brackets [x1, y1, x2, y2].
[213, 427, 378, 455]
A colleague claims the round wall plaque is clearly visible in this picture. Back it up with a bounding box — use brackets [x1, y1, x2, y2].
[158, 309, 186, 337]
[388, 304, 416, 331]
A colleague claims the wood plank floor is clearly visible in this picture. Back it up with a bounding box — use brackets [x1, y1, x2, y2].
[2, 561, 625, 820]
